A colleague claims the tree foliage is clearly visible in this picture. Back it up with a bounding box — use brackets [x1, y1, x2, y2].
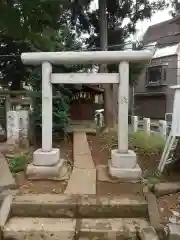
[170, 0, 180, 16]
[71, 0, 168, 78]
[71, 0, 168, 40]
[0, 0, 83, 136]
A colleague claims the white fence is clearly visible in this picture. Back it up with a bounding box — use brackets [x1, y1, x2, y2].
[95, 111, 171, 140]
[131, 116, 171, 139]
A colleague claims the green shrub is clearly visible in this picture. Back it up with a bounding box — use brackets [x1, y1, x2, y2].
[9, 155, 27, 173]
[129, 131, 165, 156]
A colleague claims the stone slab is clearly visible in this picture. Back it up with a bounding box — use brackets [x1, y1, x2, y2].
[143, 188, 163, 233]
[73, 132, 95, 169]
[3, 217, 76, 240]
[153, 182, 180, 196]
[10, 194, 148, 219]
[108, 161, 142, 182]
[0, 195, 13, 228]
[73, 153, 95, 169]
[111, 149, 137, 168]
[66, 132, 96, 194]
[168, 224, 180, 240]
[65, 168, 96, 194]
[73, 132, 89, 154]
[0, 153, 16, 191]
[0, 190, 17, 204]
[138, 227, 159, 240]
[79, 218, 149, 240]
[26, 159, 70, 180]
[33, 148, 60, 166]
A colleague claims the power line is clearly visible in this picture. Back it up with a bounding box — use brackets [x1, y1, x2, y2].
[0, 31, 180, 57]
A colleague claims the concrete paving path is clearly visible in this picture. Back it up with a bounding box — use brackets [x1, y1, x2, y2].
[65, 132, 96, 194]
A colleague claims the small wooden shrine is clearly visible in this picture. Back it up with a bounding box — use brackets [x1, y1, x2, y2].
[69, 85, 103, 121]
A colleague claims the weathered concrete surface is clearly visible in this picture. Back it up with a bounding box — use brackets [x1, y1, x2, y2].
[65, 132, 96, 194]
[11, 194, 77, 218]
[78, 194, 148, 218]
[138, 227, 159, 240]
[10, 194, 148, 219]
[3, 217, 76, 240]
[153, 182, 180, 196]
[3, 217, 150, 240]
[73, 132, 95, 169]
[0, 195, 13, 228]
[168, 224, 180, 240]
[26, 159, 69, 180]
[65, 168, 96, 194]
[143, 187, 165, 238]
[0, 153, 16, 191]
[79, 218, 149, 240]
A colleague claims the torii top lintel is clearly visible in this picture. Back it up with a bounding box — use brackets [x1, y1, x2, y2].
[21, 50, 153, 65]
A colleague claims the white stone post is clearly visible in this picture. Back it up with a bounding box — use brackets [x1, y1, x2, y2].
[42, 62, 52, 152]
[171, 86, 180, 137]
[159, 120, 167, 139]
[131, 116, 138, 133]
[118, 61, 129, 153]
[143, 117, 151, 135]
[7, 111, 19, 144]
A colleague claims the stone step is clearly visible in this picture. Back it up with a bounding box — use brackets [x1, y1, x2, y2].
[10, 194, 148, 218]
[3, 217, 75, 240]
[2, 217, 152, 240]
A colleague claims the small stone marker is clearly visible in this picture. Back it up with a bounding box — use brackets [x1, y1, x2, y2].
[138, 227, 159, 240]
[7, 111, 19, 144]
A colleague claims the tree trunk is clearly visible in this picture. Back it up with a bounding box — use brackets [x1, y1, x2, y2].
[99, 0, 114, 128]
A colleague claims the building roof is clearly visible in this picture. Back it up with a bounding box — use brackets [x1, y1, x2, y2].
[153, 43, 180, 58]
[143, 19, 180, 47]
[72, 84, 104, 94]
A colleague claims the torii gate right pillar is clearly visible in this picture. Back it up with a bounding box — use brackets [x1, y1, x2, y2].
[108, 61, 141, 182]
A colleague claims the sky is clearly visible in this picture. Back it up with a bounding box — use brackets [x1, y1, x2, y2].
[90, 0, 173, 40]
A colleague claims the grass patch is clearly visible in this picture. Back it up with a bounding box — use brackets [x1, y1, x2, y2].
[99, 130, 165, 157]
[129, 131, 165, 157]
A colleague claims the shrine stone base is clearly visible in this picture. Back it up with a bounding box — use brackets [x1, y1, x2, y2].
[26, 148, 68, 180]
[108, 149, 142, 182]
[33, 148, 60, 166]
[26, 158, 68, 180]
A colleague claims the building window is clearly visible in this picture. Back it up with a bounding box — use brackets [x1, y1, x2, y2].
[146, 65, 167, 86]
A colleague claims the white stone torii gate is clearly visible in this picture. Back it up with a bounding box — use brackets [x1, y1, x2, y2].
[21, 51, 152, 181]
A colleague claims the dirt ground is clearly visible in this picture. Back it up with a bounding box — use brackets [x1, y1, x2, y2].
[88, 134, 144, 196]
[5, 135, 73, 195]
[87, 134, 180, 225]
